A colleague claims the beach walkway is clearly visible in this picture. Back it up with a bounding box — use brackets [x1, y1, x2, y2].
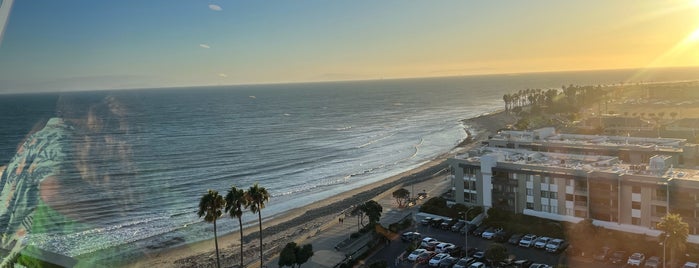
[264, 173, 452, 268]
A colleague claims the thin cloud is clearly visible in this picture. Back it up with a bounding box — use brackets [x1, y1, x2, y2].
[218, 73, 228, 78]
[208, 4, 222, 11]
[199, 44, 210, 49]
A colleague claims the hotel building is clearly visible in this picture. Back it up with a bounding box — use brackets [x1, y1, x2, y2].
[449, 128, 699, 243]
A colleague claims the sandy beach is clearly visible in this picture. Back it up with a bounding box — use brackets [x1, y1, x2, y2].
[127, 110, 516, 268]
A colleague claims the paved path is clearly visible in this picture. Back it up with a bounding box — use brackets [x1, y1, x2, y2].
[264, 174, 452, 268]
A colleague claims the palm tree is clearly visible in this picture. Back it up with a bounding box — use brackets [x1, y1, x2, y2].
[225, 185, 248, 268]
[198, 189, 226, 268]
[246, 183, 270, 267]
[657, 213, 689, 267]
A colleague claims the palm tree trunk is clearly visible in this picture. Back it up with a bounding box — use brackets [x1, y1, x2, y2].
[258, 210, 263, 267]
[238, 217, 244, 268]
[214, 219, 221, 268]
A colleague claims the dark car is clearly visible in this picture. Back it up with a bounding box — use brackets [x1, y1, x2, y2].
[609, 250, 628, 265]
[439, 256, 459, 268]
[460, 223, 477, 234]
[451, 220, 466, 232]
[441, 218, 456, 230]
[431, 218, 445, 228]
[508, 233, 524, 245]
[401, 231, 422, 242]
[421, 217, 433, 226]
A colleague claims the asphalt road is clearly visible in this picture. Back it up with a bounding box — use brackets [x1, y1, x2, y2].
[366, 223, 638, 268]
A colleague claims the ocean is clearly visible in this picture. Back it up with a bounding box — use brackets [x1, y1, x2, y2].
[1, 67, 699, 265]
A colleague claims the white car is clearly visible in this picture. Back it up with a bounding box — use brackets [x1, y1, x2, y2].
[435, 242, 456, 253]
[429, 253, 450, 267]
[533, 236, 550, 249]
[529, 264, 552, 268]
[407, 248, 427, 262]
[421, 237, 438, 248]
[481, 227, 503, 239]
[683, 262, 699, 268]
[469, 262, 485, 268]
[519, 234, 537, 247]
[627, 252, 645, 266]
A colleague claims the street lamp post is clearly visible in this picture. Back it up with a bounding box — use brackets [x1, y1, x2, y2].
[663, 234, 669, 268]
[460, 207, 476, 257]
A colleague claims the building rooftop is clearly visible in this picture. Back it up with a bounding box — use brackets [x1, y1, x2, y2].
[490, 127, 686, 152]
[457, 147, 699, 182]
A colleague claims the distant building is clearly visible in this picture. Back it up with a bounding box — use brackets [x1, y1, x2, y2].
[449, 128, 699, 243]
[577, 115, 654, 135]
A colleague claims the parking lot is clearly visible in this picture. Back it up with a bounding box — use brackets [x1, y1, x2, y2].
[366, 217, 652, 268]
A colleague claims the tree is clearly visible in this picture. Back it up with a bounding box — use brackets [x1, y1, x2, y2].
[484, 243, 508, 265]
[225, 185, 248, 268]
[198, 189, 226, 268]
[246, 183, 270, 267]
[278, 242, 297, 267]
[657, 213, 689, 267]
[392, 188, 410, 208]
[278, 242, 313, 268]
[296, 244, 314, 267]
[361, 200, 383, 225]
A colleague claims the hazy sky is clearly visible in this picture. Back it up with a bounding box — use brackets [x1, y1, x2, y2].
[0, 0, 698, 93]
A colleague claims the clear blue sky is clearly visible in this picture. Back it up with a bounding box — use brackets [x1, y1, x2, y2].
[0, 0, 697, 93]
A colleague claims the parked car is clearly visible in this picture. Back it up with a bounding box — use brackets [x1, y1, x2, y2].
[441, 218, 456, 230]
[417, 251, 437, 264]
[453, 257, 477, 268]
[431, 218, 445, 228]
[609, 251, 628, 265]
[429, 253, 451, 267]
[533, 236, 550, 249]
[421, 237, 438, 248]
[425, 241, 442, 251]
[421, 217, 433, 226]
[519, 234, 537, 247]
[401, 231, 421, 242]
[481, 227, 503, 239]
[452, 220, 466, 232]
[407, 248, 428, 262]
[468, 262, 485, 268]
[627, 252, 645, 266]
[593, 246, 612, 262]
[644, 256, 661, 268]
[545, 238, 567, 253]
[439, 256, 459, 268]
[529, 264, 552, 268]
[510, 259, 533, 268]
[683, 262, 699, 268]
[472, 251, 485, 261]
[435, 242, 456, 254]
[508, 233, 524, 245]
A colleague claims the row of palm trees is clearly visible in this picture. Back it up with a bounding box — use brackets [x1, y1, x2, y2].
[197, 183, 270, 268]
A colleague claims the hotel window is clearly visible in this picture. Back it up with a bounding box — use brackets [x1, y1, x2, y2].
[551, 204, 558, 213]
[526, 202, 534, 209]
[542, 204, 549, 212]
[543, 176, 551, 184]
[566, 194, 574, 201]
[526, 176, 533, 182]
[566, 208, 574, 216]
[526, 189, 533, 196]
[549, 192, 557, 199]
[632, 217, 641, 225]
[632, 186, 641, 193]
[632, 202, 641, 210]
[566, 179, 573, 186]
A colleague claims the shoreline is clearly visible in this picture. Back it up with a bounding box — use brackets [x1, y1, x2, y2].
[127, 109, 516, 268]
